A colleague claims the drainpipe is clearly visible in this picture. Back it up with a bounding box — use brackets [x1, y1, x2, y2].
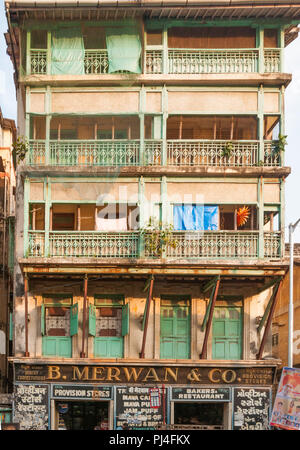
[24, 274, 29, 357]
[80, 274, 88, 358]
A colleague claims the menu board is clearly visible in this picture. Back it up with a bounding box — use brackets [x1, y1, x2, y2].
[233, 387, 271, 430]
[115, 386, 168, 429]
[14, 384, 49, 430]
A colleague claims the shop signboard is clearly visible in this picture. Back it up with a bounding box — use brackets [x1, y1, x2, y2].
[14, 363, 276, 386]
[115, 386, 168, 430]
[52, 384, 113, 400]
[270, 367, 300, 431]
[232, 387, 271, 430]
[171, 386, 231, 402]
[13, 383, 49, 430]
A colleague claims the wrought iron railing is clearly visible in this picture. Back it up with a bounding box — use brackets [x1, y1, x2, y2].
[264, 232, 281, 258]
[168, 49, 259, 74]
[49, 231, 140, 258]
[29, 48, 281, 75]
[27, 139, 282, 167]
[49, 140, 140, 166]
[167, 140, 259, 167]
[264, 49, 281, 73]
[30, 49, 47, 74]
[26, 231, 281, 259]
[84, 49, 109, 74]
[263, 141, 281, 167]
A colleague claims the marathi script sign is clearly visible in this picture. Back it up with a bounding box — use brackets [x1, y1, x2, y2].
[270, 367, 300, 430]
[233, 387, 271, 430]
[13, 384, 49, 430]
[115, 386, 167, 429]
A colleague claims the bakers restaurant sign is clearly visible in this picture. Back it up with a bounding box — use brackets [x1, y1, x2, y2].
[14, 364, 275, 386]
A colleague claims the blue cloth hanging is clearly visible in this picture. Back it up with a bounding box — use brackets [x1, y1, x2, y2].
[174, 204, 219, 231]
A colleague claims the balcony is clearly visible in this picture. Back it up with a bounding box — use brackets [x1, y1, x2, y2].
[26, 230, 281, 260]
[26, 139, 281, 168]
[29, 48, 281, 76]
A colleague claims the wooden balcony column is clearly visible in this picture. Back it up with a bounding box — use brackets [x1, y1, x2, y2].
[24, 274, 30, 357]
[80, 274, 88, 358]
[256, 278, 283, 360]
[200, 275, 221, 359]
[139, 275, 154, 359]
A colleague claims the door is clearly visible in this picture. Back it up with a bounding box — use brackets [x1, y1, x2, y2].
[160, 299, 190, 359]
[212, 306, 243, 360]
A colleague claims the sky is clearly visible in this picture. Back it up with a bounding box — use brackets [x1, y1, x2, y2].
[0, 3, 299, 242]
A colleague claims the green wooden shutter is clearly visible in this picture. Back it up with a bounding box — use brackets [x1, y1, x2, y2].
[41, 304, 45, 335]
[70, 303, 78, 336]
[9, 313, 13, 341]
[89, 304, 96, 336]
[121, 303, 130, 336]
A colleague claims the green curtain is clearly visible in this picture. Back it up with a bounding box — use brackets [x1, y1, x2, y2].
[51, 28, 85, 75]
[106, 31, 142, 74]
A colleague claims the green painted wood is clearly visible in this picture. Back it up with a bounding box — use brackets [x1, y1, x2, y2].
[121, 303, 130, 337]
[42, 336, 72, 357]
[94, 337, 123, 358]
[23, 178, 30, 257]
[160, 301, 190, 359]
[70, 303, 78, 337]
[88, 304, 96, 337]
[41, 303, 45, 335]
[212, 306, 243, 360]
[26, 31, 31, 75]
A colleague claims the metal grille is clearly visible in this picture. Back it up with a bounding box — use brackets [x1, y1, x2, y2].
[27, 140, 46, 165]
[264, 232, 281, 258]
[145, 50, 163, 74]
[263, 141, 281, 167]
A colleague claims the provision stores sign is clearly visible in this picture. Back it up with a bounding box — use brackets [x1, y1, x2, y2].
[14, 364, 275, 385]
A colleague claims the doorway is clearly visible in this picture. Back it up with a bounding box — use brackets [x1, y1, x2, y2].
[173, 402, 224, 429]
[55, 401, 109, 430]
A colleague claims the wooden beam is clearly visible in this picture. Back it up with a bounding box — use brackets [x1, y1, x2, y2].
[139, 275, 154, 359]
[200, 276, 220, 359]
[257, 278, 283, 360]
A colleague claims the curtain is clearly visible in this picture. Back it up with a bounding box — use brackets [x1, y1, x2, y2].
[204, 206, 219, 230]
[174, 205, 219, 231]
[51, 28, 85, 75]
[106, 31, 141, 74]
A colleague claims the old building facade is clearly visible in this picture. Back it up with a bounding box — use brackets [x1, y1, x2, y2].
[0, 107, 16, 423]
[4, 0, 300, 430]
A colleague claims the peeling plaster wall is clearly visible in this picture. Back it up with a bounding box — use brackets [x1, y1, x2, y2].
[14, 279, 274, 360]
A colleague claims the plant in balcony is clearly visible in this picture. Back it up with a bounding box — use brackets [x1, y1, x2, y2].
[271, 134, 287, 155]
[12, 135, 29, 163]
[141, 217, 178, 257]
[221, 142, 234, 159]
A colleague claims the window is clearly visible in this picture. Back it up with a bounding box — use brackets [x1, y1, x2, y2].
[89, 295, 129, 358]
[212, 299, 243, 360]
[41, 295, 78, 357]
[160, 296, 190, 359]
[272, 333, 279, 347]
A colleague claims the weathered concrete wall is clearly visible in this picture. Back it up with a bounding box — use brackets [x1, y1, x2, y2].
[14, 279, 273, 361]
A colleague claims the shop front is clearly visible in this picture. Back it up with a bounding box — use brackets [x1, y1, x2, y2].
[11, 362, 277, 430]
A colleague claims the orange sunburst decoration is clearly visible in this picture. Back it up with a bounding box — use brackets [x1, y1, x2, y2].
[237, 206, 250, 227]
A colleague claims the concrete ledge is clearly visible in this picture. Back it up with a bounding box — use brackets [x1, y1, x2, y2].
[18, 165, 292, 178]
[19, 72, 292, 88]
